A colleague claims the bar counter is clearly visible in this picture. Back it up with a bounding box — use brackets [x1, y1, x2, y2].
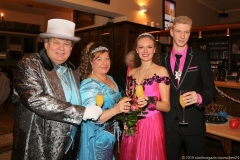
[206, 120, 240, 157]
[215, 81, 240, 89]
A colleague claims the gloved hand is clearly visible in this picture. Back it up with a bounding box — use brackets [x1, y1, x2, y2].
[83, 105, 103, 120]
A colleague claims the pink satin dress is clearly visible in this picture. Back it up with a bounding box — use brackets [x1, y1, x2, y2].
[119, 75, 170, 160]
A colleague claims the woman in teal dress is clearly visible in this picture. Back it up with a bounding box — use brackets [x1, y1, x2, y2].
[77, 42, 131, 160]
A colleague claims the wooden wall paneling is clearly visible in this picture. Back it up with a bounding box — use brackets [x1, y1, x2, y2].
[81, 32, 92, 49]
[99, 27, 113, 73]
[70, 32, 87, 67]
[90, 30, 100, 42]
[71, 21, 159, 74]
[38, 42, 44, 52]
[112, 25, 126, 75]
[70, 34, 82, 67]
[99, 27, 112, 47]
[127, 24, 149, 52]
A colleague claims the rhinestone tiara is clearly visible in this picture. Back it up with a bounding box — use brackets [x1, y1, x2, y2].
[137, 33, 155, 40]
[91, 46, 108, 54]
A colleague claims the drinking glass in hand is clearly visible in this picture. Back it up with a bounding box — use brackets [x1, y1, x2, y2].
[135, 85, 144, 116]
[126, 81, 135, 99]
[179, 90, 188, 125]
[96, 94, 104, 107]
[126, 80, 135, 106]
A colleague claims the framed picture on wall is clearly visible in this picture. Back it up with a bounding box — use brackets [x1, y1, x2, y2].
[163, 0, 176, 30]
[73, 10, 95, 29]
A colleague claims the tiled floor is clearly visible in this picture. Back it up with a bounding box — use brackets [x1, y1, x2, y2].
[1, 103, 239, 160]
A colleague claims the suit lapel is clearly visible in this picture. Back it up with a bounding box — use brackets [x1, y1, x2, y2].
[44, 69, 66, 101]
[164, 50, 179, 89]
[178, 47, 193, 88]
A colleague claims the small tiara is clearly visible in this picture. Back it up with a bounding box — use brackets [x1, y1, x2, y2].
[91, 46, 108, 54]
[137, 33, 155, 40]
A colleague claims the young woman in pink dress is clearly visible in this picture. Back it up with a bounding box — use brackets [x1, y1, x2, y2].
[119, 33, 170, 160]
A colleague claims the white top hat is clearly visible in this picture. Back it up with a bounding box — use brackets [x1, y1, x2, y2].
[39, 19, 80, 43]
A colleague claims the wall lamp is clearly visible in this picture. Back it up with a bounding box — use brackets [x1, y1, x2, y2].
[140, 5, 147, 12]
[1, 13, 4, 22]
[226, 28, 230, 36]
[198, 31, 202, 38]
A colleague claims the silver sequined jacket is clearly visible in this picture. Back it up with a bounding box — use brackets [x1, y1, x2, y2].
[11, 49, 85, 160]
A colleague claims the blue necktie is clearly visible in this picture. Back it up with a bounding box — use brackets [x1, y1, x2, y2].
[57, 66, 70, 87]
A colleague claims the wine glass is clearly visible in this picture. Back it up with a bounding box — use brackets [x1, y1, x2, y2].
[135, 85, 144, 116]
[96, 94, 104, 107]
[179, 90, 188, 125]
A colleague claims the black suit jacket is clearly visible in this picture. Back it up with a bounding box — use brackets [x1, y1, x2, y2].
[161, 47, 216, 135]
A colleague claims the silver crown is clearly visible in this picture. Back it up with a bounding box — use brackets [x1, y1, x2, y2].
[91, 46, 108, 54]
[137, 33, 155, 40]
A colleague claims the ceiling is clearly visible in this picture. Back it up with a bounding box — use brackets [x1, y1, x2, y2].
[0, 0, 240, 17]
[0, 0, 66, 15]
[196, 0, 240, 12]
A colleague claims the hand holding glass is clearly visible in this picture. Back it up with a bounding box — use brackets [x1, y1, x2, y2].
[96, 94, 104, 107]
[135, 85, 144, 116]
[179, 90, 188, 125]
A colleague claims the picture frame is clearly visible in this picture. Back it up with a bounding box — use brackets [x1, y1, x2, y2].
[163, 0, 176, 30]
[93, 0, 110, 4]
[73, 10, 95, 29]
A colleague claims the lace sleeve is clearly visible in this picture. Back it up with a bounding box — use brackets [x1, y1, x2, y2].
[143, 74, 170, 85]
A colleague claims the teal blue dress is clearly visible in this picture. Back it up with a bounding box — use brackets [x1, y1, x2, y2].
[77, 76, 121, 160]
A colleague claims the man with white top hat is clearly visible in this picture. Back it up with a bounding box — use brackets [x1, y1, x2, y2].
[11, 19, 102, 160]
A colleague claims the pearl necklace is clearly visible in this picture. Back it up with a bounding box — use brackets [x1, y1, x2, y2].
[138, 62, 153, 85]
[92, 71, 110, 86]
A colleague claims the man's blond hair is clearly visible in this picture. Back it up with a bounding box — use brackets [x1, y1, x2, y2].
[172, 16, 192, 29]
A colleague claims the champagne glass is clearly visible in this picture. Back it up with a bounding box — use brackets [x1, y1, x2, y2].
[179, 90, 188, 125]
[126, 80, 135, 99]
[96, 94, 104, 107]
[135, 85, 144, 116]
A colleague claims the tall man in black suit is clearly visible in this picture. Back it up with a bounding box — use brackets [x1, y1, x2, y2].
[161, 16, 217, 159]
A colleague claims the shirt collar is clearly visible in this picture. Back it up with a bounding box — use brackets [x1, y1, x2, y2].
[172, 45, 188, 58]
[52, 62, 67, 69]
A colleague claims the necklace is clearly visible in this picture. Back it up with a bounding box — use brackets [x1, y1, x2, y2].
[138, 62, 153, 85]
[92, 71, 110, 86]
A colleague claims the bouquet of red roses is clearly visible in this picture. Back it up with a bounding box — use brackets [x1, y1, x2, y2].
[115, 100, 147, 136]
